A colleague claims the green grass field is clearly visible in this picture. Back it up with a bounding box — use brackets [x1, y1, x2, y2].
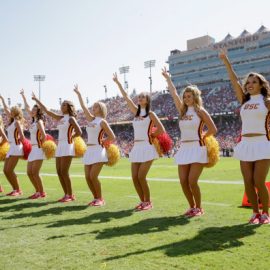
[0, 157, 270, 270]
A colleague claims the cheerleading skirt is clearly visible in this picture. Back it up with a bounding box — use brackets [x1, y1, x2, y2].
[83, 145, 108, 165]
[174, 141, 208, 165]
[28, 145, 45, 162]
[6, 143, 23, 158]
[129, 141, 159, 163]
[234, 136, 270, 162]
[55, 141, 75, 157]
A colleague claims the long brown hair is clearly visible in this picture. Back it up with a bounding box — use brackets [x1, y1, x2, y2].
[180, 85, 203, 117]
[242, 72, 270, 104]
[63, 100, 77, 118]
[32, 104, 45, 123]
[135, 92, 151, 118]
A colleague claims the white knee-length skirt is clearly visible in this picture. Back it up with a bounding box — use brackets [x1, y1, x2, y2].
[174, 141, 208, 165]
[55, 141, 75, 157]
[129, 141, 159, 163]
[6, 143, 23, 158]
[28, 146, 45, 162]
[234, 136, 270, 162]
[83, 145, 108, 165]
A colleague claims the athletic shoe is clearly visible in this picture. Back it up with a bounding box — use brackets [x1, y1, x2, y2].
[40, 192, 47, 198]
[61, 195, 74, 203]
[88, 199, 97, 206]
[8, 190, 23, 197]
[184, 208, 196, 217]
[248, 213, 261, 225]
[260, 213, 270, 224]
[138, 201, 153, 211]
[134, 202, 143, 210]
[28, 192, 40, 199]
[71, 194, 76, 201]
[58, 195, 67, 202]
[0, 185, 4, 193]
[92, 198, 105, 207]
[188, 208, 204, 217]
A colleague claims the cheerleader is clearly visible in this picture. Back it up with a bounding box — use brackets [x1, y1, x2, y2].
[0, 95, 25, 196]
[220, 49, 270, 224]
[20, 90, 46, 199]
[32, 93, 82, 203]
[162, 67, 217, 217]
[113, 73, 165, 211]
[0, 115, 8, 193]
[74, 85, 116, 206]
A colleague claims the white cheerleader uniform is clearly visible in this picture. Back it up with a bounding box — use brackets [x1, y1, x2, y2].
[6, 121, 23, 158]
[55, 114, 75, 157]
[129, 109, 159, 163]
[234, 94, 270, 161]
[28, 121, 45, 162]
[174, 106, 208, 165]
[83, 117, 108, 165]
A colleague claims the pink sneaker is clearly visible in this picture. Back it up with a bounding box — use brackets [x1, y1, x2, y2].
[58, 195, 68, 202]
[88, 199, 97, 206]
[138, 201, 153, 211]
[28, 192, 40, 199]
[188, 208, 204, 217]
[260, 213, 270, 224]
[61, 195, 74, 203]
[40, 192, 47, 198]
[6, 190, 23, 197]
[134, 202, 143, 210]
[184, 208, 196, 217]
[92, 199, 105, 207]
[248, 213, 261, 225]
[0, 185, 4, 193]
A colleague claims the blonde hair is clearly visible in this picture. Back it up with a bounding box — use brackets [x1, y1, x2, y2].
[180, 85, 203, 117]
[63, 100, 77, 117]
[242, 72, 270, 103]
[96, 102, 107, 118]
[10, 106, 25, 124]
[0, 115, 3, 129]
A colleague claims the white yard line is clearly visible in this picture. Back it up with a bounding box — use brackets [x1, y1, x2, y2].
[1, 172, 244, 185]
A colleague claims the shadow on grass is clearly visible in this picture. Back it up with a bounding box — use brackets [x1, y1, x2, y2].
[3, 205, 88, 219]
[92, 215, 190, 239]
[104, 223, 258, 261]
[0, 201, 51, 212]
[46, 209, 134, 228]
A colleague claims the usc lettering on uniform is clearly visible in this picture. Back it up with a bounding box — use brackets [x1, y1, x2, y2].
[243, 103, 259, 110]
[181, 115, 194, 121]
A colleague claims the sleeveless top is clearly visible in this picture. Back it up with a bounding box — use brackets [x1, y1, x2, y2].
[57, 114, 74, 144]
[86, 117, 104, 145]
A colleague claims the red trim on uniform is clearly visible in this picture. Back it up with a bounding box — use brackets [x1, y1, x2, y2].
[147, 120, 154, 144]
[36, 129, 42, 148]
[14, 128, 20, 145]
[198, 121, 205, 146]
[265, 112, 270, 141]
[98, 129, 105, 146]
[67, 124, 74, 144]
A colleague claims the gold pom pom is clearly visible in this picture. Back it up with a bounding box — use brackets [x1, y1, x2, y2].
[0, 142, 10, 161]
[42, 140, 57, 159]
[74, 136, 87, 157]
[152, 138, 163, 157]
[106, 144, 120, 166]
[204, 135, 220, 168]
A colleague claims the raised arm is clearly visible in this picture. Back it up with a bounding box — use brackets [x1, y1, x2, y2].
[73, 84, 94, 122]
[0, 95, 11, 117]
[219, 49, 244, 103]
[20, 89, 32, 115]
[112, 72, 137, 114]
[32, 92, 63, 121]
[149, 112, 165, 137]
[161, 67, 183, 114]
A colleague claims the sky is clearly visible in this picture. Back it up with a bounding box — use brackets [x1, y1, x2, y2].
[0, 0, 270, 109]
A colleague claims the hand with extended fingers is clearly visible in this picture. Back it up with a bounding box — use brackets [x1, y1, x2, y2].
[112, 73, 120, 84]
[73, 84, 80, 95]
[161, 67, 170, 80]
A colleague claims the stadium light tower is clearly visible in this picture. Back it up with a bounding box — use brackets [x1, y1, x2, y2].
[119, 65, 130, 92]
[144, 60, 156, 95]
[33, 75, 46, 100]
[103, 85, 108, 99]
